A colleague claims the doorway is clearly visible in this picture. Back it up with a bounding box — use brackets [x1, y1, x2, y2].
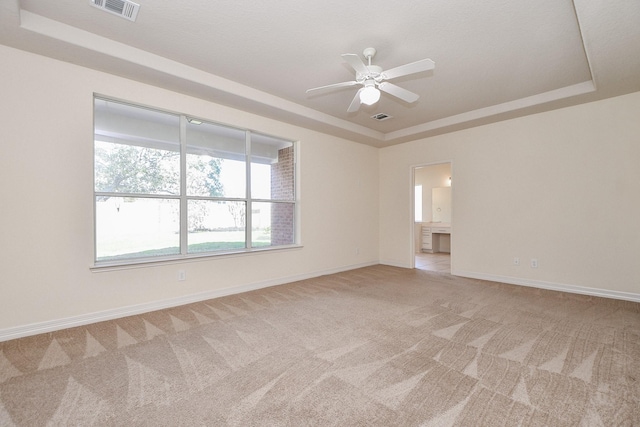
[415, 252, 451, 272]
[413, 163, 452, 272]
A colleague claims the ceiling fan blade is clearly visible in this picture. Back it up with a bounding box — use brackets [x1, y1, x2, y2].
[342, 53, 369, 76]
[381, 58, 435, 80]
[378, 82, 420, 103]
[306, 80, 358, 93]
[347, 88, 363, 112]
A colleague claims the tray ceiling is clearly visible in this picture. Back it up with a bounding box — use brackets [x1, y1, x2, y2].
[1, 0, 639, 147]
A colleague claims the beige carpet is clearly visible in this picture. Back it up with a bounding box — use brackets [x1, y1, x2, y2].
[1, 265, 639, 426]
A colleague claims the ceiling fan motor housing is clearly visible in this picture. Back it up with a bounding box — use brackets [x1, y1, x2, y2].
[357, 65, 383, 83]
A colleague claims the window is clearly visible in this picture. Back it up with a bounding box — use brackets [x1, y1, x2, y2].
[414, 185, 423, 222]
[94, 97, 296, 265]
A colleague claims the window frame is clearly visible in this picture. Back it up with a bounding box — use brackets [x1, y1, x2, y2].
[92, 96, 299, 268]
[414, 185, 423, 222]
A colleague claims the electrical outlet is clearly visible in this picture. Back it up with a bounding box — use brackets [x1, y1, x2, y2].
[530, 258, 538, 268]
[513, 257, 520, 266]
[178, 270, 186, 281]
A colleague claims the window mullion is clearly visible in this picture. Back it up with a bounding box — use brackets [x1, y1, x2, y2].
[245, 131, 252, 249]
[179, 116, 188, 255]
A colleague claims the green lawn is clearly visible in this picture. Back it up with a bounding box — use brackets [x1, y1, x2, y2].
[97, 240, 270, 262]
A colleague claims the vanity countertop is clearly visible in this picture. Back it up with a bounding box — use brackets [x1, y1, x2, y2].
[423, 222, 451, 228]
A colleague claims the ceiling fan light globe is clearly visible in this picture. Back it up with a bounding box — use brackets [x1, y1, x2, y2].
[360, 86, 380, 105]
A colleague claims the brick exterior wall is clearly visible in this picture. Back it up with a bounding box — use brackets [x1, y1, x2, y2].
[270, 146, 294, 245]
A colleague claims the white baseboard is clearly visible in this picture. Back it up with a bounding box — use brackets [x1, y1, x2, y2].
[0, 261, 378, 342]
[452, 269, 640, 303]
[379, 259, 412, 269]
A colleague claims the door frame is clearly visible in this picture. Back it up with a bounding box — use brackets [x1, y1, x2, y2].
[410, 161, 453, 269]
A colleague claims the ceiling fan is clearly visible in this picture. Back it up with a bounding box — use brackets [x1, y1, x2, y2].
[306, 47, 435, 112]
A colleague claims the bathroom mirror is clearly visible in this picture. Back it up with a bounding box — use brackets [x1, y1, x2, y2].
[432, 187, 451, 223]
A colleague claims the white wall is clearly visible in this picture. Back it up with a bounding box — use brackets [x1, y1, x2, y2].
[381, 91, 640, 299]
[2, 42, 638, 339]
[0, 45, 379, 337]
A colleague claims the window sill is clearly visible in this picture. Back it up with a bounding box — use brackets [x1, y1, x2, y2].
[90, 244, 303, 272]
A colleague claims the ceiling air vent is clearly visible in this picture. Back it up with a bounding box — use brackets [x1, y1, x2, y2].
[90, 0, 140, 22]
[371, 113, 393, 121]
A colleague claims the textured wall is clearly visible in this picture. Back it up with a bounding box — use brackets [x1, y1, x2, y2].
[380, 91, 640, 297]
[0, 45, 379, 335]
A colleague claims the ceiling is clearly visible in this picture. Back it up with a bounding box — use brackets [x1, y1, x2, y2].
[1, 0, 639, 147]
